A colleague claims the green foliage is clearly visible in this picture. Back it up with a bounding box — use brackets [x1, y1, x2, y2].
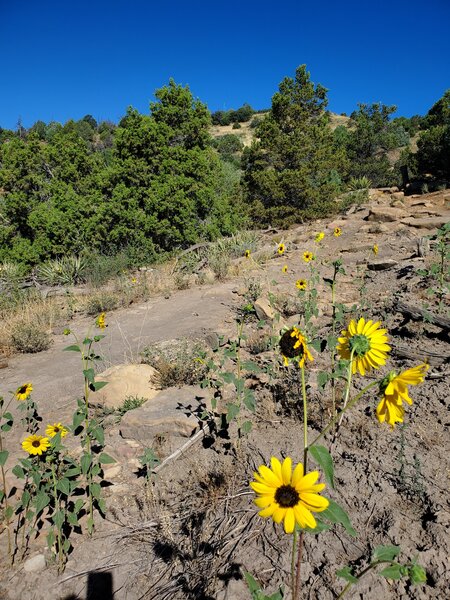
[345, 103, 400, 186]
[117, 395, 148, 415]
[141, 339, 207, 388]
[35, 255, 88, 286]
[242, 65, 346, 225]
[416, 124, 450, 179]
[211, 103, 254, 125]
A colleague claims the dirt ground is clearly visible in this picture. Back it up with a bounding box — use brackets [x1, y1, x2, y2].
[0, 190, 449, 599]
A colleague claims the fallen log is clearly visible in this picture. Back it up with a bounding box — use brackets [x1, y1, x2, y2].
[394, 300, 450, 330]
[391, 343, 450, 366]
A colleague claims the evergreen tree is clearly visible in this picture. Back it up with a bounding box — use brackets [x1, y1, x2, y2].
[242, 65, 346, 225]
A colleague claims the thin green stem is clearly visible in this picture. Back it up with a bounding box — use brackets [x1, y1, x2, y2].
[291, 527, 298, 597]
[337, 349, 355, 428]
[310, 381, 379, 448]
[0, 434, 12, 560]
[50, 464, 63, 570]
[336, 560, 393, 599]
[301, 366, 308, 469]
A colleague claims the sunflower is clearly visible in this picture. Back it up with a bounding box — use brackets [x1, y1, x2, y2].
[334, 227, 342, 237]
[337, 317, 390, 376]
[245, 249, 251, 259]
[22, 435, 50, 456]
[45, 422, 69, 438]
[282, 265, 288, 274]
[277, 243, 285, 256]
[96, 312, 107, 330]
[250, 456, 329, 534]
[296, 279, 307, 290]
[303, 251, 314, 263]
[15, 382, 33, 401]
[372, 244, 379, 256]
[315, 232, 325, 243]
[376, 363, 428, 428]
[279, 327, 313, 368]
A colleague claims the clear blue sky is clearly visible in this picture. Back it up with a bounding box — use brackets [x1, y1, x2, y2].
[1, 0, 449, 129]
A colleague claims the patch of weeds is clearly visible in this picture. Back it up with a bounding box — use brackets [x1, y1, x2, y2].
[244, 278, 262, 303]
[247, 331, 271, 354]
[10, 322, 52, 353]
[272, 292, 302, 318]
[117, 395, 148, 416]
[83, 252, 131, 288]
[35, 255, 88, 286]
[84, 292, 121, 315]
[141, 339, 207, 388]
[395, 424, 427, 503]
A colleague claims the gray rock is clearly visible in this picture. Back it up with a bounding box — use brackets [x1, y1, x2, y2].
[367, 259, 398, 271]
[24, 553, 46, 572]
[119, 385, 211, 443]
[401, 216, 449, 230]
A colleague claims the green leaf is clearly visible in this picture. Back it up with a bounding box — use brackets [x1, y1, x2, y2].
[97, 498, 107, 516]
[226, 403, 240, 423]
[74, 499, 84, 514]
[4, 505, 13, 520]
[12, 464, 25, 479]
[80, 453, 92, 475]
[310, 338, 324, 353]
[240, 420, 253, 435]
[241, 360, 261, 373]
[0, 450, 9, 467]
[304, 518, 331, 534]
[336, 566, 359, 583]
[220, 371, 235, 385]
[90, 426, 104, 445]
[244, 572, 260, 594]
[67, 511, 78, 526]
[380, 564, 403, 580]
[47, 529, 55, 548]
[93, 335, 106, 342]
[243, 388, 256, 412]
[327, 334, 338, 348]
[316, 371, 329, 390]
[90, 482, 102, 500]
[409, 564, 427, 585]
[90, 381, 108, 392]
[72, 411, 85, 430]
[321, 499, 357, 537]
[63, 538, 72, 553]
[63, 344, 81, 352]
[87, 516, 95, 535]
[34, 491, 50, 514]
[309, 445, 334, 489]
[99, 453, 116, 464]
[57, 478, 71, 496]
[83, 368, 95, 383]
[53, 509, 65, 529]
[82, 337, 93, 345]
[372, 545, 401, 563]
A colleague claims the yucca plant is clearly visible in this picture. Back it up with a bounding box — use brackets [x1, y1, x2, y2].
[36, 256, 88, 286]
[347, 176, 372, 191]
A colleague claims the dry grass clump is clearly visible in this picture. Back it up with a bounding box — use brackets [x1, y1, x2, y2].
[141, 339, 207, 389]
[10, 322, 52, 353]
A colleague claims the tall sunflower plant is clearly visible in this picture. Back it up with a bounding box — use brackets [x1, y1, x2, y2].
[248, 314, 428, 599]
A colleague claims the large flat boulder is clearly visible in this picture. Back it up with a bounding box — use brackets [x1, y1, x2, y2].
[367, 207, 409, 222]
[89, 363, 160, 409]
[401, 216, 449, 230]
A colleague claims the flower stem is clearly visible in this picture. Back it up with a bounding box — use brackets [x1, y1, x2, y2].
[337, 349, 355, 428]
[310, 381, 379, 447]
[291, 527, 298, 597]
[50, 464, 63, 570]
[0, 434, 12, 561]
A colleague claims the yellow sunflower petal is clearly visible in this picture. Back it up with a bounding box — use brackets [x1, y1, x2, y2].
[291, 463, 304, 487]
[272, 507, 287, 524]
[281, 457, 292, 485]
[296, 471, 320, 491]
[294, 504, 317, 529]
[300, 493, 330, 511]
[250, 482, 275, 495]
[284, 508, 295, 534]
[258, 465, 282, 487]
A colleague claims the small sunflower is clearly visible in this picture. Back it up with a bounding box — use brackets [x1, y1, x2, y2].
[250, 456, 329, 534]
[277, 243, 285, 256]
[337, 317, 390, 376]
[282, 265, 288, 274]
[131, 277, 137, 284]
[245, 249, 251, 259]
[303, 251, 314, 263]
[63, 328, 71, 336]
[334, 227, 342, 237]
[96, 312, 107, 330]
[315, 232, 325, 243]
[22, 435, 50, 456]
[296, 279, 307, 290]
[376, 363, 428, 428]
[15, 383, 33, 401]
[279, 327, 314, 368]
[45, 422, 69, 438]
[372, 244, 379, 256]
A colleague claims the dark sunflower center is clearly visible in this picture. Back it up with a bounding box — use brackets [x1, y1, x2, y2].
[349, 334, 370, 357]
[53, 427, 60, 432]
[279, 329, 304, 359]
[275, 485, 300, 508]
[19, 386, 27, 394]
[32, 440, 41, 448]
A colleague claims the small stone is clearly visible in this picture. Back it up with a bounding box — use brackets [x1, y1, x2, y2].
[103, 464, 122, 479]
[367, 259, 398, 271]
[254, 298, 275, 321]
[24, 554, 46, 572]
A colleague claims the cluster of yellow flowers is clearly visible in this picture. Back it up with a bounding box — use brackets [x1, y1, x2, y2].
[15, 383, 69, 456]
